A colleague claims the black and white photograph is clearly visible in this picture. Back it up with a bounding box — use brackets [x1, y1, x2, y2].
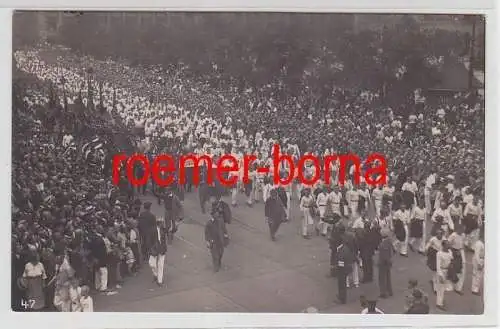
[11, 11, 487, 316]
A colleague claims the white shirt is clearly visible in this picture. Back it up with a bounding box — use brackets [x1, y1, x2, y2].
[352, 217, 365, 229]
[464, 203, 482, 218]
[447, 232, 465, 250]
[372, 188, 383, 202]
[436, 250, 453, 278]
[431, 207, 453, 229]
[80, 296, 94, 312]
[129, 229, 138, 243]
[448, 204, 463, 219]
[426, 236, 443, 252]
[328, 191, 342, 214]
[300, 195, 314, 211]
[394, 209, 411, 225]
[425, 174, 436, 190]
[402, 181, 418, 194]
[413, 206, 426, 220]
[62, 134, 74, 147]
[316, 192, 328, 207]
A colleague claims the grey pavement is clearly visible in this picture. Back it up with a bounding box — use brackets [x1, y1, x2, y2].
[94, 188, 483, 314]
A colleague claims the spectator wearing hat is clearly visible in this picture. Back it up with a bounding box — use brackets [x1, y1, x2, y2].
[149, 216, 168, 287]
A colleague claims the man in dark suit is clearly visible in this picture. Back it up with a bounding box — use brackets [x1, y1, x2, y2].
[335, 233, 355, 304]
[327, 217, 344, 277]
[265, 189, 287, 241]
[162, 186, 183, 244]
[138, 201, 156, 259]
[205, 206, 226, 272]
[359, 220, 378, 283]
[378, 228, 394, 298]
[149, 217, 168, 287]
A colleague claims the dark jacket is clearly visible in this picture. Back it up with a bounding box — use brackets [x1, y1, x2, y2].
[277, 187, 288, 208]
[359, 225, 378, 257]
[149, 225, 168, 256]
[329, 226, 344, 251]
[89, 234, 108, 268]
[215, 200, 232, 224]
[205, 218, 225, 247]
[163, 192, 183, 224]
[335, 243, 355, 273]
[138, 210, 156, 236]
[265, 197, 286, 222]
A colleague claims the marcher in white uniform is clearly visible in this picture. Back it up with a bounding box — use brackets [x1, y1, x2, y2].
[316, 187, 329, 236]
[432, 201, 454, 236]
[426, 230, 444, 293]
[463, 197, 482, 249]
[435, 240, 454, 310]
[447, 226, 466, 294]
[424, 173, 436, 215]
[409, 199, 426, 253]
[393, 204, 411, 256]
[328, 186, 342, 217]
[347, 186, 359, 219]
[382, 183, 395, 214]
[448, 197, 463, 228]
[300, 188, 315, 239]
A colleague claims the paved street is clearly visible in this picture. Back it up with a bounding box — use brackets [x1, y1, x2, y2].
[94, 188, 483, 314]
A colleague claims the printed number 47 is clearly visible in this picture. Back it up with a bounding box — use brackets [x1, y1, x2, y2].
[21, 299, 35, 309]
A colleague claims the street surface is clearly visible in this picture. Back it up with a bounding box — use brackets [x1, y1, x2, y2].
[94, 188, 483, 314]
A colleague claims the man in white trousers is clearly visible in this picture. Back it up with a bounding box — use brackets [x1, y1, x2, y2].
[436, 240, 453, 310]
[149, 216, 168, 287]
[316, 186, 329, 236]
[447, 225, 466, 294]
